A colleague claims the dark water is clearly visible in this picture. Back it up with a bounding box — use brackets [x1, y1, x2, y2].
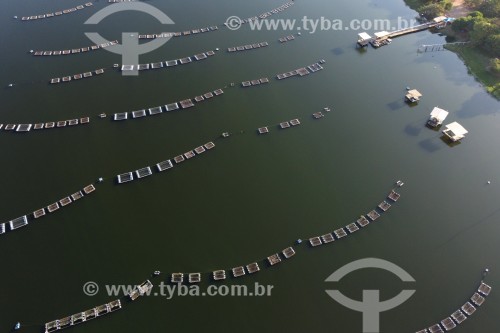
[0, 0, 499, 332]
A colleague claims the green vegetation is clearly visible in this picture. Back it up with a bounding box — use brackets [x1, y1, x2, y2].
[404, 0, 500, 99]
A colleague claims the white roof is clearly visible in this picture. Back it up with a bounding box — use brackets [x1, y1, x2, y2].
[430, 107, 449, 121]
[433, 16, 447, 23]
[374, 31, 390, 38]
[444, 121, 468, 139]
[358, 32, 372, 40]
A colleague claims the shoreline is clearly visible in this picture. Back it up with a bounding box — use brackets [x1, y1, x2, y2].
[403, 0, 500, 100]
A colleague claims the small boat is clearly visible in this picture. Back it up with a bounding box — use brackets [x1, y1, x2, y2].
[153, 270, 161, 276]
[14, 322, 21, 330]
[215, 48, 220, 51]
[222, 132, 229, 138]
[99, 113, 107, 118]
[396, 180, 404, 187]
[296, 239, 302, 244]
[98, 177, 104, 183]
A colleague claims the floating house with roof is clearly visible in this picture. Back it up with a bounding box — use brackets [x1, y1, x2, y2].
[427, 107, 449, 127]
[442, 122, 468, 142]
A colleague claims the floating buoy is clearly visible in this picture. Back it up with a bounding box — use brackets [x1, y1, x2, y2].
[14, 16, 18, 19]
[406, 86, 410, 90]
[29, 50, 34, 53]
[296, 239, 302, 244]
[98, 177, 104, 183]
[487, 181, 491, 184]
[215, 47, 219, 51]
[297, 32, 301, 36]
[8, 83, 14, 87]
[14, 322, 21, 330]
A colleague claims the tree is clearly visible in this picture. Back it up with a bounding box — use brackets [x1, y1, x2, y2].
[452, 16, 475, 31]
[418, 3, 446, 18]
[479, 0, 500, 17]
[489, 58, 500, 74]
[485, 35, 500, 57]
[470, 20, 498, 45]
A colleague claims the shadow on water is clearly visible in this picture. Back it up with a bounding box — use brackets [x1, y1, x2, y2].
[418, 137, 442, 153]
[456, 91, 500, 119]
[331, 47, 344, 56]
[404, 121, 425, 137]
[354, 46, 368, 55]
[387, 99, 405, 111]
[440, 134, 462, 147]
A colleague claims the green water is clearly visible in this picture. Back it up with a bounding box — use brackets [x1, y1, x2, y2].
[0, 0, 499, 332]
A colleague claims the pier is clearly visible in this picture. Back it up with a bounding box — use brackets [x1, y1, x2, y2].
[241, 77, 270, 87]
[276, 61, 324, 80]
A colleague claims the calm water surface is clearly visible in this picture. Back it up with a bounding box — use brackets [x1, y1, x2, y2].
[0, 0, 499, 332]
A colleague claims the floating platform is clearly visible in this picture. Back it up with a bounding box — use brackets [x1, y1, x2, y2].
[334, 228, 347, 239]
[194, 146, 206, 154]
[312, 112, 324, 119]
[171, 273, 184, 283]
[213, 270, 226, 281]
[16, 124, 32, 132]
[117, 172, 134, 183]
[309, 236, 322, 247]
[388, 190, 400, 201]
[0, 223, 5, 235]
[428, 324, 444, 333]
[367, 210, 380, 221]
[83, 184, 95, 194]
[156, 159, 173, 172]
[71, 191, 84, 201]
[148, 106, 163, 115]
[356, 216, 370, 227]
[204, 142, 215, 149]
[461, 302, 476, 316]
[184, 151, 195, 159]
[478, 282, 491, 296]
[280, 122, 290, 129]
[47, 202, 60, 213]
[378, 201, 391, 211]
[179, 99, 194, 109]
[258, 127, 269, 134]
[321, 233, 335, 243]
[282, 247, 295, 258]
[132, 110, 147, 118]
[267, 253, 281, 265]
[9, 216, 28, 230]
[471, 292, 485, 306]
[114, 113, 128, 121]
[189, 273, 201, 283]
[59, 196, 72, 207]
[165, 103, 179, 111]
[441, 317, 456, 331]
[290, 118, 301, 126]
[232, 266, 246, 277]
[136, 167, 152, 178]
[345, 223, 359, 233]
[174, 155, 185, 164]
[246, 262, 260, 274]
[451, 310, 467, 324]
[33, 208, 46, 219]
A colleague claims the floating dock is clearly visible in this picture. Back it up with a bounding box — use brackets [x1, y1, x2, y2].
[128, 280, 153, 300]
[21, 3, 93, 22]
[415, 277, 492, 333]
[171, 273, 184, 283]
[367, 210, 380, 221]
[232, 266, 246, 277]
[309, 236, 323, 247]
[189, 273, 201, 283]
[228, 41, 268, 53]
[2, 117, 90, 134]
[276, 61, 324, 80]
[44, 299, 121, 333]
[267, 254, 281, 265]
[282, 247, 295, 258]
[246, 262, 260, 274]
[213, 270, 226, 281]
[334, 228, 347, 239]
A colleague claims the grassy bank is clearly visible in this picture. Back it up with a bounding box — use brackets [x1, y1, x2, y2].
[402, 0, 500, 100]
[446, 45, 500, 98]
